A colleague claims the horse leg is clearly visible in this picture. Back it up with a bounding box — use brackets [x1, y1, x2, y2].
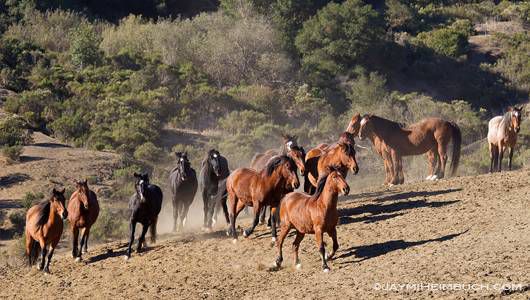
[83, 228, 90, 253]
[397, 156, 405, 184]
[274, 222, 292, 269]
[315, 228, 329, 272]
[437, 144, 447, 179]
[137, 223, 149, 253]
[202, 191, 209, 229]
[498, 144, 504, 172]
[382, 155, 391, 185]
[71, 226, 79, 258]
[489, 143, 496, 173]
[181, 202, 192, 231]
[270, 206, 278, 243]
[508, 147, 514, 171]
[44, 239, 59, 273]
[426, 150, 436, 180]
[243, 202, 261, 238]
[38, 241, 47, 271]
[292, 231, 305, 269]
[206, 195, 216, 229]
[172, 197, 179, 232]
[126, 220, 136, 259]
[326, 227, 339, 260]
[389, 150, 401, 185]
[259, 205, 267, 225]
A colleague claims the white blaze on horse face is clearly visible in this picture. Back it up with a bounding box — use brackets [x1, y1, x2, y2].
[213, 153, 218, 158]
[180, 158, 184, 162]
[360, 117, 368, 126]
[286, 141, 293, 150]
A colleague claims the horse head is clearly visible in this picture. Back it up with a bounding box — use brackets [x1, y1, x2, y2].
[134, 172, 150, 202]
[326, 167, 350, 196]
[286, 145, 306, 175]
[267, 156, 300, 190]
[281, 134, 298, 151]
[51, 187, 68, 220]
[338, 142, 359, 175]
[207, 149, 222, 177]
[358, 114, 374, 141]
[75, 179, 90, 209]
[509, 106, 523, 133]
[175, 152, 191, 181]
[346, 113, 362, 136]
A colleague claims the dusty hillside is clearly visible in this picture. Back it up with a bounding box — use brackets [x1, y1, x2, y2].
[0, 169, 528, 299]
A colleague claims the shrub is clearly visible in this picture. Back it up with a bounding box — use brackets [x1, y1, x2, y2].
[21, 192, 44, 210]
[70, 24, 103, 68]
[8, 211, 25, 234]
[414, 20, 473, 58]
[218, 110, 268, 135]
[2, 145, 23, 163]
[90, 208, 128, 241]
[4, 89, 55, 129]
[134, 142, 165, 162]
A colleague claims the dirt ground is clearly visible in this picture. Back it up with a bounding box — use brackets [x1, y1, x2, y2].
[0, 167, 528, 299]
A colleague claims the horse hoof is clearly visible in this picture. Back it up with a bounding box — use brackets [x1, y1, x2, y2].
[431, 175, 438, 180]
[295, 263, 302, 270]
[271, 237, 276, 243]
[75, 257, 81, 263]
[243, 230, 249, 238]
[124, 255, 130, 261]
[232, 239, 237, 244]
[323, 267, 330, 273]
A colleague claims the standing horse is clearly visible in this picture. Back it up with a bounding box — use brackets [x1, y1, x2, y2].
[226, 155, 299, 242]
[126, 173, 163, 259]
[199, 149, 230, 231]
[68, 179, 99, 261]
[25, 188, 68, 273]
[359, 115, 461, 185]
[304, 133, 359, 194]
[169, 152, 198, 232]
[274, 168, 350, 272]
[487, 106, 523, 172]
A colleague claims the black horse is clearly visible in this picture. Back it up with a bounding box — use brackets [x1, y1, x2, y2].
[199, 149, 230, 231]
[126, 172, 163, 259]
[169, 152, 198, 232]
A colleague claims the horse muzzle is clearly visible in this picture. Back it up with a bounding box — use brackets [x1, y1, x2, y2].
[292, 181, 300, 189]
[342, 186, 350, 195]
[351, 166, 359, 175]
[62, 211, 68, 220]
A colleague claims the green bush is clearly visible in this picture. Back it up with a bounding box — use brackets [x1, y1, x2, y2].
[70, 24, 103, 68]
[90, 208, 128, 241]
[8, 211, 25, 234]
[414, 20, 473, 58]
[21, 192, 44, 210]
[134, 142, 165, 162]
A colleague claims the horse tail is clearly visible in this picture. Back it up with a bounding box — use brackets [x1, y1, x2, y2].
[28, 238, 40, 266]
[449, 122, 462, 177]
[150, 217, 158, 244]
[221, 191, 229, 224]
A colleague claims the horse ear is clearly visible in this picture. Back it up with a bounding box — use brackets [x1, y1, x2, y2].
[58, 188, 65, 194]
[133, 172, 140, 178]
[52, 187, 57, 194]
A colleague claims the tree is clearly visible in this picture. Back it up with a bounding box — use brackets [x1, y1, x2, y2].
[295, 0, 384, 81]
[70, 24, 102, 68]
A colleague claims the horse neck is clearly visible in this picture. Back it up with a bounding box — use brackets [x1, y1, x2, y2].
[317, 183, 339, 211]
[260, 168, 283, 192]
[47, 203, 62, 228]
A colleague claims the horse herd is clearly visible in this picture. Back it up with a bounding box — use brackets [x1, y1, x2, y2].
[23, 107, 524, 273]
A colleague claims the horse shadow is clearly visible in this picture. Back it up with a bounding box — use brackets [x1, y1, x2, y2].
[339, 212, 405, 225]
[87, 248, 127, 263]
[339, 199, 460, 217]
[0, 173, 31, 188]
[373, 188, 462, 203]
[336, 230, 469, 264]
[20, 156, 46, 163]
[33, 142, 70, 148]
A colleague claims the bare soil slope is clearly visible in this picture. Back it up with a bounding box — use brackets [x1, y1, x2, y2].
[1, 169, 528, 299]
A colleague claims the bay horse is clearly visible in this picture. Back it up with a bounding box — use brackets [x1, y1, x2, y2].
[126, 172, 163, 259]
[67, 179, 99, 261]
[274, 168, 350, 272]
[487, 106, 523, 172]
[359, 115, 461, 185]
[304, 133, 359, 194]
[250, 134, 306, 226]
[199, 149, 230, 231]
[226, 155, 299, 242]
[25, 188, 68, 273]
[169, 152, 198, 232]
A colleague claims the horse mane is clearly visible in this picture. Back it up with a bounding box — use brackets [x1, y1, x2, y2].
[311, 173, 330, 200]
[501, 111, 513, 131]
[370, 115, 405, 131]
[265, 155, 296, 177]
[35, 200, 51, 229]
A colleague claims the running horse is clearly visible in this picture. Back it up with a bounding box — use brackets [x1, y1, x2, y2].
[169, 152, 198, 232]
[25, 188, 68, 273]
[68, 179, 99, 261]
[487, 106, 523, 172]
[226, 155, 299, 242]
[358, 115, 461, 185]
[304, 132, 359, 194]
[250, 134, 305, 225]
[199, 149, 230, 231]
[274, 167, 350, 272]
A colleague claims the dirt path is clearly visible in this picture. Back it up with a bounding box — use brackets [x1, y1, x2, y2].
[1, 169, 528, 299]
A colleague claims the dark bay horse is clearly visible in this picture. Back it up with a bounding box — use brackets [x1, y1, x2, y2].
[250, 134, 306, 226]
[359, 115, 461, 185]
[487, 106, 523, 172]
[226, 155, 299, 242]
[25, 188, 68, 273]
[199, 149, 230, 231]
[274, 168, 350, 272]
[126, 173, 162, 259]
[169, 152, 198, 232]
[67, 179, 99, 261]
[304, 133, 359, 194]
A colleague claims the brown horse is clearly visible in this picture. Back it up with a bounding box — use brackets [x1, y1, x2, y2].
[67, 179, 99, 261]
[304, 133, 359, 194]
[274, 168, 350, 272]
[359, 115, 461, 185]
[25, 188, 68, 273]
[487, 106, 523, 172]
[226, 155, 299, 242]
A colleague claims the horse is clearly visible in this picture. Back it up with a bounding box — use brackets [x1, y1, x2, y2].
[199, 149, 230, 231]
[169, 152, 198, 232]
[250, 134, 306, 226]
[304, 133, 358, 194]
[67, 179, 99, 261]
[274, 168, 350, 272]
[126, 172, 163, 259]
[226, 155, 299, 242]
[359, 115, 461, 185]
[25, 188, 68, 273]
[487, 106, 523, 172]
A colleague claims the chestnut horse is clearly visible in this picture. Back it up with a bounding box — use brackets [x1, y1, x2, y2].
[304, 133, 359, 194]
[487, 106, 523, 172]
[274, 168, 350, 272]
[226, 155, 299, 242]
[68, 179, 99, 261]
[25, 188, 68, 273]
[359, 115, 461, 185]
[250, 134, 305, 226]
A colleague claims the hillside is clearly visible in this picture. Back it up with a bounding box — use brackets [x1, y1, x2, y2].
[1, 169, 528, 299]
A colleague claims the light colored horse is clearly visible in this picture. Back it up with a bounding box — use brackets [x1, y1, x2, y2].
[487, 106, 523, 172]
